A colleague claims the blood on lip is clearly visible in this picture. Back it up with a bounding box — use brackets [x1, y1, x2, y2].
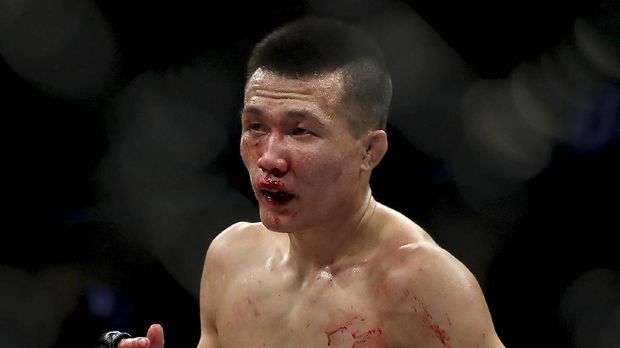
[259, 178, 286, 191]
[257, 177, 295, 206]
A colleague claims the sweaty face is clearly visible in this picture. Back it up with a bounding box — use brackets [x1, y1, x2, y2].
[240, 69, 369, 232]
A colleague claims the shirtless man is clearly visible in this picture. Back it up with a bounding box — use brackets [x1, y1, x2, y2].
[115, 17, 505, 348]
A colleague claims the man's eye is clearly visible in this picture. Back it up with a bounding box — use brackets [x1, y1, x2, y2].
[292, 127, 313, 136]
[248, 123, 265, 132]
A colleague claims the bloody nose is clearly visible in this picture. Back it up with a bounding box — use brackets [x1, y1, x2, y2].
[258, 156, 288, 177]
[257, 135, 288, 176]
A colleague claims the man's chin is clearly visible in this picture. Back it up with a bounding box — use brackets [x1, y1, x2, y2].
[260, 210, 295, 233]
[260, 205, 296, 228]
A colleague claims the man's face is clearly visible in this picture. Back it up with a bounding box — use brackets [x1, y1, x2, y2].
[240, 69, 369, 232]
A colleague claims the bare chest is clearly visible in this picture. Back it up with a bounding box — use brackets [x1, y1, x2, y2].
[215, 268, 392, 347]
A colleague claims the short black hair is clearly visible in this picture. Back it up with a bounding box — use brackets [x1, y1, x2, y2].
[246, 17, 392, 136]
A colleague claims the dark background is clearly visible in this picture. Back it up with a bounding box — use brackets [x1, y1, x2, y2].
[1, 0, 618, 347]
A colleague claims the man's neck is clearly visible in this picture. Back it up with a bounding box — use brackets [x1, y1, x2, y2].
[282, 190, 380, 283]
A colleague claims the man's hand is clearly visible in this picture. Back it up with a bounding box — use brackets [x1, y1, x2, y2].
[118, 324, 165, 348]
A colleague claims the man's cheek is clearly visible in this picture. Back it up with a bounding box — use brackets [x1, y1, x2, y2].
[240, 139, 254, 158]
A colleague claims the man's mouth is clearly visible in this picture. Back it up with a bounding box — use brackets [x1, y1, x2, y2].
[260, 189, 296, 204]
[257, 178, 296, 204]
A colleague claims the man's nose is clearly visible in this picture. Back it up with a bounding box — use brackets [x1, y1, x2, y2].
[257, 135, 289, 176]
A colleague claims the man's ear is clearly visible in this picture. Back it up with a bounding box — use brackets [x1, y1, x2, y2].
[361, 130, 388, 171]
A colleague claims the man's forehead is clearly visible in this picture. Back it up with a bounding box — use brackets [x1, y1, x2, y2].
[242, 69, 350, 124]
[245, 68, 345, 97]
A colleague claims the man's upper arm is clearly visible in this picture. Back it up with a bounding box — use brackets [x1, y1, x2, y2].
[403, 243, 505, 348]
[197, 222, 249, 348]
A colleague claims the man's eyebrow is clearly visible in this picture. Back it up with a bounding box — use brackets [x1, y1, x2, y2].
[285, 109, 318, 120]
[284, 109, 327, 127]
[240, 106, 263, 118]
[241, 106, 325, 125]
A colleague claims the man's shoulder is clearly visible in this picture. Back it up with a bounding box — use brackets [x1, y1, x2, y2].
[204, 221, 267, 263]
[377, 228, 477, 294]
[213, 221, 264, 243]
[376, 204, 464, 276]
[379, 236, 487, 314]
[379, 238, 446, 276]
[374, 229, 504, 347]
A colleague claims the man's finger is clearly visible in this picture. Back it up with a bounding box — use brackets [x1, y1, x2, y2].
[146, 324, 165, 348]
[118, 337, 150, 348]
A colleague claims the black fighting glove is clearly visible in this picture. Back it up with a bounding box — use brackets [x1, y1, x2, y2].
[100, 331, 131, 348]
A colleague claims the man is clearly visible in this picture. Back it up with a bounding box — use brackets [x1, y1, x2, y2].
[113, 17, 504, 348]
